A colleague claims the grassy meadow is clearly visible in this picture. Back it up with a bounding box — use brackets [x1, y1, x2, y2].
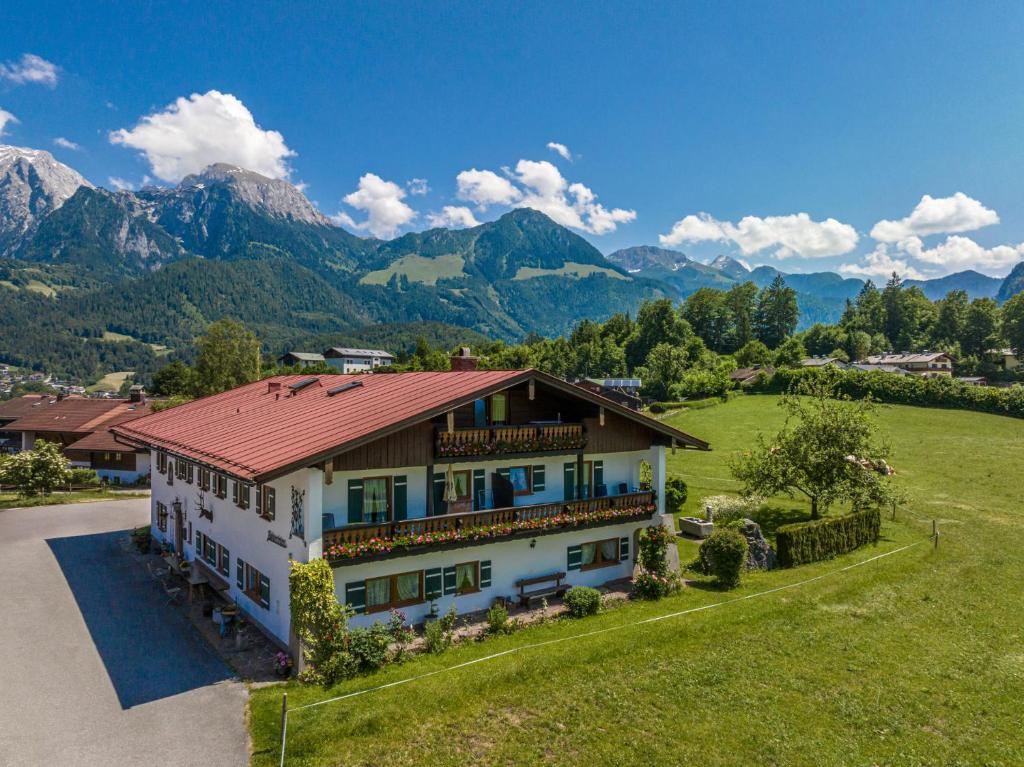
[249, 395, 1024, 767]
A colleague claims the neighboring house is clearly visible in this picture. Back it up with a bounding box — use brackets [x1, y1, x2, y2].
[800, 356, 847, 368]
[0, 394, 53, 454]
[278, 352, 326, 368]
[113, 363, 709, 648]
[986, 348, 1019, 371]
[574, 378, 643, 410]
[3, 388, 152, 482]
[729, 365, 774, 387]
[323, 347, 395, 373]
[848, 363, 914, 376]
[857, 352, 954, 377]
[956, 376, 987, 386]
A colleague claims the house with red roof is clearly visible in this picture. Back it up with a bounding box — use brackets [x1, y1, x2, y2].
[2, 388, 153, 482]
[113, 353, 708, 647]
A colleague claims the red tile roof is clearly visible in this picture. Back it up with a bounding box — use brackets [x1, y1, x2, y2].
[0, 394, 54, 422]
[5, 398, 145, 433]
[113, 370, 709, 481]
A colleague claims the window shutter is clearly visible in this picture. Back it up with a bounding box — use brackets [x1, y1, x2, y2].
[345, 580, 366, 614]
[480, 560, 492, 589]
[236, 558, 244, 589]
[187, 463, 194, 484]
[563, 462, 576, 500]
[594, 461, 604, 492]
[620, 536, 630, 561]
[497, 467, 511, 481]
[424, 568, 443, 599]
[532, 465, 546, 492]
[393, 476, 408, 520]
[472, 469, 486, 511]
[259, 575, 271, 609]
[347, 480, 364, 524]
[232, 481, 239, 505]
[567, 544, 583, 571]
[255, 484, 262, 515]
[432, 473, 446, 516]
[443, 566, 457, 595]
[265, 487, 276, 519]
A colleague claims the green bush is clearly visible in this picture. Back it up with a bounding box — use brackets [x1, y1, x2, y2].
[564, 586, 601, 617]
[775, 508, 881, 567]
[424, 605, 458, 653]
[68, 467, 101, 487]
[485, 602, 514, 635]
[664, 476, 688, 514]
[348, 624, 392, 672]
[699, 529, 748, 588]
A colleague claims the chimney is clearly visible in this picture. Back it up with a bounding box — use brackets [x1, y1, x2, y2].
[450, 347, 478, 372]
[129, 385, 146, 404]
[267, 381, 283, 394]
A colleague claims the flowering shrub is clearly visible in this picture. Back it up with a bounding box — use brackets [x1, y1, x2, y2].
[634, 524, 680, 599]
[274, 651, 293, 674]
[700, 494, 765, 525]
[324, 503, 658, 561]
[633, 570, 676, 599]
[436, 433, 587, 457]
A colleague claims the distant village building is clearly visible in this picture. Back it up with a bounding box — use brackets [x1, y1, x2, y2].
[986, 348, 1019, 372]
[574, 378, 643, 410]
[323, 348, 395, 373]
[856, 352, 954, 378]
[800, 356, 847, 369]
[848, 363, 914, 376]
[278, 352, 326, 368]
[729, 365, 774, 387]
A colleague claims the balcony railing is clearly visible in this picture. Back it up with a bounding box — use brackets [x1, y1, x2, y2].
[435, 422, 586, 458]
[323, 490, 655, 562]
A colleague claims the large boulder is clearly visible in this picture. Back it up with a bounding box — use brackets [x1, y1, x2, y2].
[740, 518, 776, 570]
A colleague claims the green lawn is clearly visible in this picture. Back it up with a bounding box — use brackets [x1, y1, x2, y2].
[249, 395, 1024, 766]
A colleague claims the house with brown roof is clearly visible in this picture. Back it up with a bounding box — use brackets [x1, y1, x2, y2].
[3, 388, 153, 482]
[857, 352, 954, 378]
[113, 357, 708, 647]
[729, 365, 774, 387]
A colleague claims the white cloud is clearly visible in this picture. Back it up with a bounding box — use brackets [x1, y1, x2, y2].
[407, 178, 429, 196]
[546, 141, 572, 161]
[838, 244, 927, 281]
[899, 235, 1024, 275]
[109, 90, 295, 182]
[660, 211, 858, 259]
[426, 205, 481, 229]
[340, 172, 417, 239]
[53, 137, 80, 150]
[871, 192, 999, 242]
[456, 168, 522, 209]
[511, 159, 636, 235]
[0, 108, 17, 137]
[0, 54, 59, 87]
[107, 177, 135, 192]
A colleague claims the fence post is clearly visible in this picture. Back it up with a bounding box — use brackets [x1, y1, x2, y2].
[279, 692, 288, 767]
[932, 520, 939, 550]
[891, 501, 896, 521]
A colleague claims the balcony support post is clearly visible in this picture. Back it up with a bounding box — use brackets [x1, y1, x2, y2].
[426, 463, 435, 517]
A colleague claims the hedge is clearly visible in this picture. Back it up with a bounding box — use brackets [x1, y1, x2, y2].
[759, 367, 1024, 420]
[775, 508, 881, 567]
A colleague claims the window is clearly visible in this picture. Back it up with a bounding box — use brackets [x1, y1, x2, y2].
[238, 484, 250, 510]
[232, 480, 240, 505]
[258, 485, 276, 520]
[365, 570, 424, 613]
[455, 561, 479, 594]
[186, 462, 193, 484]
[217, 544, 230, 577]
[203, 534, 217, 566]
[240, 561, 270, 609]
[490, 393, 508, 424]
[115, 452, 122, 462]
[508, 466, 532, 496]
[451, 470, 471, 501]
[199, 467, 210, 491]
[581, 538, 620, 570]
[214, 473, 227, 499]
[156, 452, 168, 473]
[362, 477, 389, 523]
[156, 501, 168, 532]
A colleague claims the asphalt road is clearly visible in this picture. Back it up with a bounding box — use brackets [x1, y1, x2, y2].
[0, 498, 248, 767]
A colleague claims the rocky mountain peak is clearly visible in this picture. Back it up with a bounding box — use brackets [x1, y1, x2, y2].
[177, 162, 330, 226]
[0, 144, 93, 251]
[605, 245, 690, 273]
[708, 254, 750, 279]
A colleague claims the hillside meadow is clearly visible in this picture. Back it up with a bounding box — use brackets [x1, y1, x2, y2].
[249, 395, 1024, 767]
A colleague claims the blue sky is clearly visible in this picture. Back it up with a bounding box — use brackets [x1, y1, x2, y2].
[2, 0, 1024, 279]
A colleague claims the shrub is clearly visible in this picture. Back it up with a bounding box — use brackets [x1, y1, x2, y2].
[290, 559, 356, 686]
[424, 605, 458, 654]
[634, 524, 680, 599]
[775, 508, 881, 567]
[633, 570, 676, 600]
[348, 624, 392, 672]
[485, 602, 514, 635]
[699, 529, 748, 588]
[0, 440, 70, 496]
[386, 610, 415, 661]
[700, 494, 764, 525]
[664, 476, 688, 514]
[669, 367, 731, 400]
[68, 467, 101, 487]
[564, 586, 602, 617]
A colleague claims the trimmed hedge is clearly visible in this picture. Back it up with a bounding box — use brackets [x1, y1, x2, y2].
[759, 367, 1024, 420]
[775, 508, 881, 567]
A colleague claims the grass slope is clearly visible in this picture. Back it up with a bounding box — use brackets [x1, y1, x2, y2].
[249, 396, 1024, 766]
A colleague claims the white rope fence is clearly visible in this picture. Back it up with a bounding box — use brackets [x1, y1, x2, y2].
[278, 536, 931, 766]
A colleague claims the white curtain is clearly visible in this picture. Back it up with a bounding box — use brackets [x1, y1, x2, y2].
[581, 543, 597, 566]
[366, 577, 390, 609]
[456, 563, 477, 592]
[363, 479, 389, 522]
[396, 572, 420, 602]
[600, 539, 618, 562]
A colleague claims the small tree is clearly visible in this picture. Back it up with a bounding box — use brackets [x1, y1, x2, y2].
[0, 440, 70, 496]
[289, 559, 354, 685]
[731, 371, 897, 519]
[194, 319, 261, 396]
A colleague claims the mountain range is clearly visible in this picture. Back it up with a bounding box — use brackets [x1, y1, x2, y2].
[0, 143, 1021, 380]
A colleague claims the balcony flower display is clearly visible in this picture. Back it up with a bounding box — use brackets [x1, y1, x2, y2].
[436, 428, 587, 457]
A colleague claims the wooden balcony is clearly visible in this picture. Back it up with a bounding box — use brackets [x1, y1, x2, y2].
[435, 422, 586, 459]
[323, 490, 656, 563]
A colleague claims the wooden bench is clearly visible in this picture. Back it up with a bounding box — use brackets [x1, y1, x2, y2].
[515, 571, 568, 608]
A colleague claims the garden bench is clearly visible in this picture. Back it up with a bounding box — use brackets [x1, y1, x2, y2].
[516, 571, 568, 608]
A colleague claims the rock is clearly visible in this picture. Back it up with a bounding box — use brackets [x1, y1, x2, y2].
[740, 518, 776, 570]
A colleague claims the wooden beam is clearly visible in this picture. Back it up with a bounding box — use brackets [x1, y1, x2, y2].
[528, 379, 535, 401]
[323, 460, 333, 485]
[599, 406, 605, 427]
[447, 410, 455, 434]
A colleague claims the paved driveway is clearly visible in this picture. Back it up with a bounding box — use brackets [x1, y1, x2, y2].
[0, 499, 248, 767]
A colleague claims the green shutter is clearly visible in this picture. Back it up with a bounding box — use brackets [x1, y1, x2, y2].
[432, 473, 446, 516]
[532, 465, 545, 492]
[443, 566, 457, 595]
[347, 479, 363, 524]
[345, 580, 366, 614]
[393, 475, 408, 520]
[259, 574, 271, 609]
[497, 467, 511, 481]
[424, 568, 443, 599]
[472, 469, 486, 510]
[594, 460, 604, 494]
[567, 545, 583, 571]
[480, 560, 492, 589]
[563, 462, 576, 500]
[620, 536, 630, 561]
[236, 558, 245, 589]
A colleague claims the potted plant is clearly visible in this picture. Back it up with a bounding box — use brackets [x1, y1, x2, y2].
[273, 651, 293, 678]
